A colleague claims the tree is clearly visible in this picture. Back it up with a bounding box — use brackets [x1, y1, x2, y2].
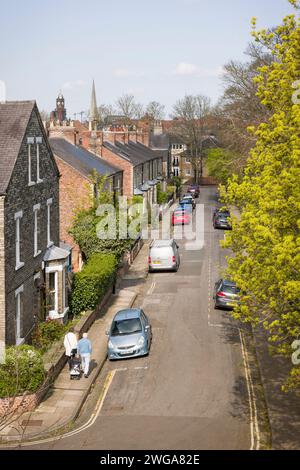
[171, 94, 212, 182]
[115, 94, 144, 123]
[222, 1, 300, 389]
[146, 101, 165, 120]
[97, 103, 115, 124]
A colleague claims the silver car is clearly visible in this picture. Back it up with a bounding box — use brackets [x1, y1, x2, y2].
[148, 239, 180, 272]
[107, 308, 152, 360]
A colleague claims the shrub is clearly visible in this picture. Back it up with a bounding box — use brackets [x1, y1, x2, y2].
[71, 253, 117, 315]
[0, 345, 46, 398]
[157, 183, 168, 205]
[32, 320, 68, 353]
[166, 185, 176, 200]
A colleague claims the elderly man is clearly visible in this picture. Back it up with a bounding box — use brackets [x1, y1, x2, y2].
[77, 332, 92, 378]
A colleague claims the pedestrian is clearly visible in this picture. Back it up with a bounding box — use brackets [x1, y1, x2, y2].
[64, 327, 78, 371]
[77, 332, 92, 378]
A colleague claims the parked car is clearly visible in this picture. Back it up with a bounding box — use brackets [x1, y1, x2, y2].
[213, 208, 232, 230]
[107, 308, 152, 360]
[181, 194, 196, 209]
[172, 208, 191, 226]
[187, 184, 200, 198]
[149, 239, 180, 272]
[179, 201, 193, 213]
[213, 279, 240, 310]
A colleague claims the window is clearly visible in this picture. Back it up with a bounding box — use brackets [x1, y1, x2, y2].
[48, 271, 58, 313]
[185, 168, 191, 176]
[15, 211, 24, 270]
[33, 203, 41, 257]
[15, 285, 24, 345]
[36, 137, 43, 183]
[47, 198, 53, 247]
[27, 137, 34, 186]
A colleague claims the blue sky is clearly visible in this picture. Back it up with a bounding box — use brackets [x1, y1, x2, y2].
[0, 0, 296, 117]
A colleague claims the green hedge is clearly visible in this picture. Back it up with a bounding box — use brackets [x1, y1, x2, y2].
[0, 345, 46, 398]
[71, 253, 117, 315]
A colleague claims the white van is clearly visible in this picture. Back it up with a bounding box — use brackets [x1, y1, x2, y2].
[148, 239, 180, 272]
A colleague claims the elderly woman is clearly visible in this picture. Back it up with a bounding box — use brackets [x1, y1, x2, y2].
[63, 327, 78, 370]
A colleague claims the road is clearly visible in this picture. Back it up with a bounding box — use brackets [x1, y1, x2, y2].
[24, 186, 254, 450]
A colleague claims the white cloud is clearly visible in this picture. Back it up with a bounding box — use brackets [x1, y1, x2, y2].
[113, 68, 145, 78]
[62, 80, 85, 90]
[173, 62, 223, 78]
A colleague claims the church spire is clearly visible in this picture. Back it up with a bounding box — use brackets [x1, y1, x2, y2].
[89, 80, 99, 131]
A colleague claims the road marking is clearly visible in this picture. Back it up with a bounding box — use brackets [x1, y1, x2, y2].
[147, 281, 156, 296]
[207, 211, 260, 450]
[239, 329, 260, 451]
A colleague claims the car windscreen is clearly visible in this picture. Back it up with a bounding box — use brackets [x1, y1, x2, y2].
[111, 318, 142, 336]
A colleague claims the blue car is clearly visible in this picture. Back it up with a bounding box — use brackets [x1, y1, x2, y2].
[178, 202, 193, 214]
[106, 308, 152, 360]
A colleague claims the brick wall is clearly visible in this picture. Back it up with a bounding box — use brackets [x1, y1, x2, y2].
[101, 146, 134, 198]
[4, 106, 60, 345]
[55, 157, 92, 272]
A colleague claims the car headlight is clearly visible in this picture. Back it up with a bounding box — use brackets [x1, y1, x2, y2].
[137, 336, 145, 347]
[108, 340, 115, 349]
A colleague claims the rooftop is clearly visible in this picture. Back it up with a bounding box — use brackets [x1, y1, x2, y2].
[49, 137, 122, 178]
[0, 101, 36, 195]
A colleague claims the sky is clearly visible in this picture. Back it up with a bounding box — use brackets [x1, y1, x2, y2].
[0, 0, 296, 118]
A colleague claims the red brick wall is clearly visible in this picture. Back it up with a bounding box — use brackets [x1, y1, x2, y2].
[101, 146, 133, 197]
[55, 157, 92, 272]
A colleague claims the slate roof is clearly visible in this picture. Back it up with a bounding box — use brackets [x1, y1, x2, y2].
[49, 138, 122, 178]
[0, 101, 35, 195]
[43, 244, 70, 261]
[103, 140, 161, 167]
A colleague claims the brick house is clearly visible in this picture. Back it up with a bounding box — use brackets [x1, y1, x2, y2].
[49, 137, 123, 272]
[0, 101, 70, 346]
[100, 140, 163, 207]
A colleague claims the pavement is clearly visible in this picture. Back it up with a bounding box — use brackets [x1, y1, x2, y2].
[0, 241, 150, 444]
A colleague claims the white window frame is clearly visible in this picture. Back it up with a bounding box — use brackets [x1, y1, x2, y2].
[47, 269, 58, 316]
[33, 203, 41, 257]
[15, 285, 24, 345]
[35, 137, 43, 183]
[47, 198, 53, 247]
[27, 137, 35, 186]
[185, 168, 191, 176]
[15, 211, 24, 270]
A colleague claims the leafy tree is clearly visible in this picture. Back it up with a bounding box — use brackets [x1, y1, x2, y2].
[222, 1, 300, 390]
[206, 148, 241, 185]
[171, 95, 212, 182]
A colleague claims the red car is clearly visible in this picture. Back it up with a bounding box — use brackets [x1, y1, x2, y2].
[172, 209, 191, 225]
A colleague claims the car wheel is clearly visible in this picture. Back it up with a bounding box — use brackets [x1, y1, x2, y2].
[214, 303, 218, 310]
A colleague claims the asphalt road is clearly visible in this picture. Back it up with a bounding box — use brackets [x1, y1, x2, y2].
[24, 186, 252, 450]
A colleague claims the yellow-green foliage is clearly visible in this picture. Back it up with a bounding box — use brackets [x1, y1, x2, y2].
[223, 3, 300, 390]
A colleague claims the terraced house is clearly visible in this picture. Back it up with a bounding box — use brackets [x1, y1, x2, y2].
[0, 101, 70, 346]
